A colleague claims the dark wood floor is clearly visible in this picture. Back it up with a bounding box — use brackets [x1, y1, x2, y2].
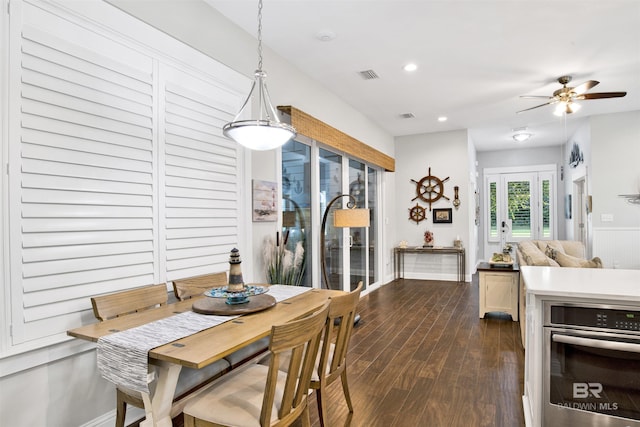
[173, 276, 525, 427]
[303, 276, 525, 427]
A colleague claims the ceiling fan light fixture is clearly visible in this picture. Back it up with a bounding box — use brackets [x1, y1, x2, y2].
[568, 101, 581, 114]
[222, 0, 296, 151]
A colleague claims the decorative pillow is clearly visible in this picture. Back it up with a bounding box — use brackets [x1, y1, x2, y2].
[537, 240, 566, 255]
[545, 244, 557, 260]
[554, 251, 603, 268]
[518, 241, 558, 266]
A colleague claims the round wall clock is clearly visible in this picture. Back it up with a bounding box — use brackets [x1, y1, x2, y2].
[411, 167, 450, 210]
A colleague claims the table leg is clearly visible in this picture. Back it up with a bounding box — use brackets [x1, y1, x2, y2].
[140, 361, 182, 427]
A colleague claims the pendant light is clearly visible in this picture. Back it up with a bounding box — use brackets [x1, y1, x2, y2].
[222, 0, 296, 150]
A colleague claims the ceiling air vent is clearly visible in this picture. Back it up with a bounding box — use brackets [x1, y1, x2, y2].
[358, 69, 380, 80]
[400, 113, 415, 119]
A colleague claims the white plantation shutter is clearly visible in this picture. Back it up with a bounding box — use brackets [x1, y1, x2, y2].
[7, 0, 247, 349]
[161, 67, 241, 281]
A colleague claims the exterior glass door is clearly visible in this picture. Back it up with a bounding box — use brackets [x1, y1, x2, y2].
[503, 173, 535, 243]
[486, 168, 556, 256]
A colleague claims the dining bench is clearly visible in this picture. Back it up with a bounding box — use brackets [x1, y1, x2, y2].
[91, 283, 231, 427]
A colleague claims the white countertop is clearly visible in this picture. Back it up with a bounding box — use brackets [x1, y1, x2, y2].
[521, 266, 640, 302]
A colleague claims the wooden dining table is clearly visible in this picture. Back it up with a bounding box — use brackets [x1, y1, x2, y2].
[67, 287, 343, 427]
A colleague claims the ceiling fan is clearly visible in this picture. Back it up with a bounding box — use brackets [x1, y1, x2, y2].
[517, 75, 627, 115]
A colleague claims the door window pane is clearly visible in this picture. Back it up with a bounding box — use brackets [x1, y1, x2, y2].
[367, 166, 377, 288]
[319, 148, 342, 290]
[541, 178, 551, 238]
[281, 140, 311, 286]
[489, 181, 498, 239]
[349, 160, 366, 291]
[507, 180, 532, 238]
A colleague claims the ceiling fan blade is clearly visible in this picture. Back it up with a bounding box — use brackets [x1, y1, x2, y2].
[572, 80, 599, 95]
[516, 102, 554, 113]
[520, 95, 553, 99]
[579, 91, 627, 100]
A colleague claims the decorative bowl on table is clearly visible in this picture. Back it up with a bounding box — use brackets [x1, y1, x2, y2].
[489, 252, 514, 267]
[204, 284, 269, 305]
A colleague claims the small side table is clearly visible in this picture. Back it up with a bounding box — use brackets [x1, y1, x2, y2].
[477, 262, 519, 321]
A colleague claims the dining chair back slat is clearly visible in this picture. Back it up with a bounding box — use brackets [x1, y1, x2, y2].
[91, 283, 168, 322]
[172, 272, 227, 301]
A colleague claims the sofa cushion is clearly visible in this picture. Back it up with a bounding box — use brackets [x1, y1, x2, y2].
[518, 241, 559, 266]
[559, 241, 586, 258]
[553, 251, 603, 268]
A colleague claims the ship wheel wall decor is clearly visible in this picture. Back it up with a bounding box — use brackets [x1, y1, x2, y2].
[410, 167, 450, 210]
[409, 203, 426, 224]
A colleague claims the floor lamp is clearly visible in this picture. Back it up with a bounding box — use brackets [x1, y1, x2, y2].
[320, 194, 369, 324]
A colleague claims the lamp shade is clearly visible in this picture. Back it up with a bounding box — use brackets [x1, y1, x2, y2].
[334, 208, 370, 228]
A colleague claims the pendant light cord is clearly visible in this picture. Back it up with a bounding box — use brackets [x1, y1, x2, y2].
[257, 0, 263, 71]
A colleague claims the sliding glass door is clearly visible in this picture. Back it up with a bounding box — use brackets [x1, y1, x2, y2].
[283, 140, 380, 292]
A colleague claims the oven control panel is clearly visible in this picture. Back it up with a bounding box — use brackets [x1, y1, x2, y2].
[549, 305, 640, 332]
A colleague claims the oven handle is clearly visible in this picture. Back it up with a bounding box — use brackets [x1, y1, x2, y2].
[553, 333, 640, 353]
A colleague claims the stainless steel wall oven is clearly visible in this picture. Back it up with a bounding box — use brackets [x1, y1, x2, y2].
[544, 302, 640, 427]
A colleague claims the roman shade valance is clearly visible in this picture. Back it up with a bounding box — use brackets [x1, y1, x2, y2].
[278, 106, 395, 172]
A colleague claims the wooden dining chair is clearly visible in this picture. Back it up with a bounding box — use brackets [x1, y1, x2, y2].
[261, 281, 362, 426]
[183, 300, 331, 427]
[172, 272, 228, 301]
[91, 283, 230, 427]
[313, 281, 362, 426]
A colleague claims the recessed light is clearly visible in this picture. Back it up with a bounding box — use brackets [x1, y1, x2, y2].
[403, 63, 418, 72]
[438, 116, 447, 122]
[315, 30, 336, 42]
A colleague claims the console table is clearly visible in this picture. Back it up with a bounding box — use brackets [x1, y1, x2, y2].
[394, 246, 466, 283]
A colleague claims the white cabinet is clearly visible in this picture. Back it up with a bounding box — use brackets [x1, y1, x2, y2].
[478, 263, 519, 321]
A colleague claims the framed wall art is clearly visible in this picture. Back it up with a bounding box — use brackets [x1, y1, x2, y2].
[433, 208, 453, 224]
[252, 180, 277, 222]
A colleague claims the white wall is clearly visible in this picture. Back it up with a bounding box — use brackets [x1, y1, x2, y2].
[590, 111, 640, 268]
[394, 130, 473, 281]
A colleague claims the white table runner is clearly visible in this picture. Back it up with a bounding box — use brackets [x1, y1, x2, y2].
[97, 285, 310, 393]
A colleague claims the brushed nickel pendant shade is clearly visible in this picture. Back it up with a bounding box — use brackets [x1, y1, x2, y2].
[222, 0, 296, 150]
